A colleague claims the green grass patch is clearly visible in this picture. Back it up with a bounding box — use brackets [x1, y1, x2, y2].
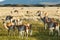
[0, 20, 59, 40]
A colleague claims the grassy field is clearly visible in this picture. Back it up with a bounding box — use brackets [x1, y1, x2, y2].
[0, 20, 60, 40]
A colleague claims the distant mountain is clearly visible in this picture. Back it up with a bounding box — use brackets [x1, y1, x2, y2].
[0, 4, 60, 7]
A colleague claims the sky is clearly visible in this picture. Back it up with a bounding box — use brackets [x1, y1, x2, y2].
[0, 0, 60, 5]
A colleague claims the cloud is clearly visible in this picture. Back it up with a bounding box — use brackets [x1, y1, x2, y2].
[0, 0, 5, 2]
